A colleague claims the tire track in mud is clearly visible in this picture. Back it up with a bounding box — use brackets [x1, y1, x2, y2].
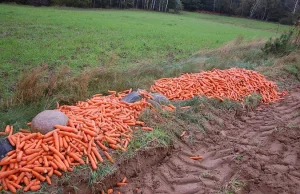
[119, 86, 300, 194]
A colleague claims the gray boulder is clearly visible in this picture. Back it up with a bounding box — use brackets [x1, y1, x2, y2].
[150, 93, 170, 105]
[31, 110, 68, 134]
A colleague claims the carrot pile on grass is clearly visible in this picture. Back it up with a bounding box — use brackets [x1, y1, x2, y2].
[0, 90, 158, 193]
[0, 68, 288, 192]
[151, 68, 286, 104]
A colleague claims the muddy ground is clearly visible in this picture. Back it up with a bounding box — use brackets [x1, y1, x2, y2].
[104, 86, 300, 194]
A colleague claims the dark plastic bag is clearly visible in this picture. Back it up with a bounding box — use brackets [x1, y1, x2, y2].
[0, 138, 14, 160]
[121, 91, 142, 103]
[150, 93, 170, 105]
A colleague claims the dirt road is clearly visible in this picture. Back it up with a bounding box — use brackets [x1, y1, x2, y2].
[118, 86, 300, 194]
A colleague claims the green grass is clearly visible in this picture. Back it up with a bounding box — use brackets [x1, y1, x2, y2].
[0, 4, 289, 98]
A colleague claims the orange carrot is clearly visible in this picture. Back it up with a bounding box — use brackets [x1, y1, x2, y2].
[0, 169, 18, 179]
[24, 179, 36, 192]
[32, 170, 46, 182]
[189, 156, 203, 160]
[16, 151, 23, 162]
[88, 154, 97, 170]
[55, 125, 78, 133]
[30, 185, 41, 191]
[46, 175, 52, 184]
[53, 131, 59, 151]
[104, 151, 114, 163]
[141, 127, 153, 131]
[48, 146, 65, 160]
[6, 181, 17, 193]
[81, 128, 97, 137]
[96, 141, 108, 151]
[68, 152, 85, 164]
[53, 170, 62, 176]
[58, 131, 82, 139]
[180, 131, 186, 137]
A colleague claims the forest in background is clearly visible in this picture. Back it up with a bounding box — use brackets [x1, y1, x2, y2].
[1, 0, 299, 24]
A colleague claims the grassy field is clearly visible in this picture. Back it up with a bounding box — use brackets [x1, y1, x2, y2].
[0, 4, 290, 98]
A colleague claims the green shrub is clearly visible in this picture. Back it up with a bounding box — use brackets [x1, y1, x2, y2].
[262, 31, 294, 56]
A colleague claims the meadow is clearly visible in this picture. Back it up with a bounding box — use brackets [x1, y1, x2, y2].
[0, 4, 290, 97]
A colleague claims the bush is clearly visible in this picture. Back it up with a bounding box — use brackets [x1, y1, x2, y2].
[279, 16, 295, 25]
[262, 31, 294, 56]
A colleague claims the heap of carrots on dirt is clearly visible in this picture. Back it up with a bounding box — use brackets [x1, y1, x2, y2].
[151, 68, 285, 104]
[0, 68, 286, 193]
[0, 89, 164, 193]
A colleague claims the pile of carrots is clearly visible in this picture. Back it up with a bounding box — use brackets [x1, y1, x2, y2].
[151, 68, 285, 104]
[0, 90, 158, 193]
[0, 68, 287, 193]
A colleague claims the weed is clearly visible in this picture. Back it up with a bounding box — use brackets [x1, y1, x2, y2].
[284, 63, 300, 80]
[220, 178, 245, 194]
[243, 93, 262, 110]
[88, 162, 116, 185]
[123, 128, 171, 158]
[262, 30, 295, 56]
[235, 155, 244, 161]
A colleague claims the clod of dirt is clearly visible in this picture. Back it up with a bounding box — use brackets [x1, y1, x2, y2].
[31, 110, 68, 134]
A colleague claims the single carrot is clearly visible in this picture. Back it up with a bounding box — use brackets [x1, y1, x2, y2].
[180, 131, 186, 137]
[67, 152, 85, 164]
[16, 172, 25, 184]
[0, 169, 18, 179]
[107, 189, 113, 194]
[88, 154, 97, 170]
[91, 147, 104, 163]
[189, 156, 203, 160]
[104, 151, 114, 163]
[81, 128, 97, 137]
[7, 181, 22, 189]
[46, 175, 52, 184]
[58, 131, 82, 139]
[16, 151, 23, 162]
[48, 146, 65, 160]
[55, 125, 78, 133]
[23, 176, 30, 186]
[53, 131, 59, 151]
[32, 170, 46, 182]
[96, 141, 108, 151]
[30, 185, 41, 191]
[6, 181, 17, 193]
[53, 170, 62, 176]
[141, 127, 153, 131]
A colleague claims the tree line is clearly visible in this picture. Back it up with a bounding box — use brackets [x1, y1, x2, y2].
[182, 0, 300, 24]
[1, 0, 299, 24]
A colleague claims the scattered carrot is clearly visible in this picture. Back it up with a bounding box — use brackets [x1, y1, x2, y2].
[180, 131, 186, 137]
[189, 156, 203, 160]
[107, 189, 113, 194]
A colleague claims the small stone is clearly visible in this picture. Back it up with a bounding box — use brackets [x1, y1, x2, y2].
[31, 110, 68, 134]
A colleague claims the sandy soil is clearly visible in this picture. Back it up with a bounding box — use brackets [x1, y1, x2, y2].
[116, 85, 300, 194]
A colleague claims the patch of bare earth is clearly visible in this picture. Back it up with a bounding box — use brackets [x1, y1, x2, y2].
[113, 85, 300, 194]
